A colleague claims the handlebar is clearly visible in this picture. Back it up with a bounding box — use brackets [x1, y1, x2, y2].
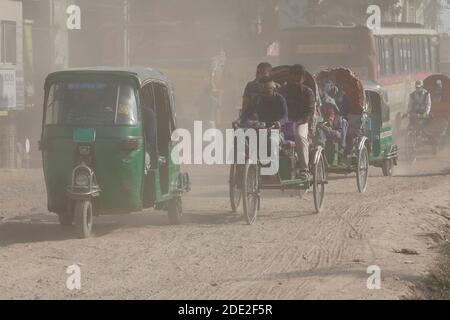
[232, 120, 281, 130]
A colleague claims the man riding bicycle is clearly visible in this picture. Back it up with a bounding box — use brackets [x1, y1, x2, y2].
[239, 77, 288, 128]
[406, 80, 432, 128]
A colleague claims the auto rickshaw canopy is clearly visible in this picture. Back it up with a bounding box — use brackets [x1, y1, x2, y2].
[271, 65, 320, 101]
[423, 74, 450, 118]
[44, 67, 177, 127]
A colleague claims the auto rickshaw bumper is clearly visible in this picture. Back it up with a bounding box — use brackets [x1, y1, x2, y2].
[66, 164, 101, 200]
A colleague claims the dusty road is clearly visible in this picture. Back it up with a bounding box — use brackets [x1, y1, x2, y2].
[1, 152, 450, 299]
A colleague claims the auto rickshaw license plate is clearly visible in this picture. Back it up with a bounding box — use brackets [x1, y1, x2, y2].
[73, 128, 96, 143]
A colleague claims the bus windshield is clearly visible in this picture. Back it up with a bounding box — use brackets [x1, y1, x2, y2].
[45, 80, 138, 126]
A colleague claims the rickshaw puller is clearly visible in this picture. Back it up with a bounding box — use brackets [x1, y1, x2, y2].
[242, 62, 273, 111]
[239, 77, 288, 128]
[278, 65, 315, 180]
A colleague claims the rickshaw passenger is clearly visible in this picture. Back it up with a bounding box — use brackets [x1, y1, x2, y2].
[278, 65, 315, 179]
[242, 62, 273, 110]
[319, 92, 349, 154]
[406, 80, 431, 127]
[431, 80, 443, 103]
[240, 77, 288, 127]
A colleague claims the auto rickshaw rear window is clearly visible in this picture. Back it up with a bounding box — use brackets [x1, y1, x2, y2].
[45, 81, 138, 126]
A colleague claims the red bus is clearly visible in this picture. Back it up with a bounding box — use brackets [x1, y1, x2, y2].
[279, 25, 439, 112]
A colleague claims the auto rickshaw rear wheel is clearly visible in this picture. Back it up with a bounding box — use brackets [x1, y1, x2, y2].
[74, 200, 93, 239]
[382, 159, 393, 177]
[168, 197, 183, 225]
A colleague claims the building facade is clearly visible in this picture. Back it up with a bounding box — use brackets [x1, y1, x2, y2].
[0, 0, 24, 168]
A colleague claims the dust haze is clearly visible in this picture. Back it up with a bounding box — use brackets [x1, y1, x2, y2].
[1, 0, 450, 301]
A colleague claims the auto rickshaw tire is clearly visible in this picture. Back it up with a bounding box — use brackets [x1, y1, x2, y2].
[242, 162, 259, 225]
[73, 200, 93, 239]
[313, 152, 326, 213]
[382, 159, 393, 177]
[229, 164, 242, 213]
[168, 197, 183, 225]
[356, 145, 369, 193]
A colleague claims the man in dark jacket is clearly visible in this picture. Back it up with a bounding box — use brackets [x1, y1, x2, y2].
[242, 62, 273, 111]
[240, 77, 288, 127]
[278, 65, 315, 179]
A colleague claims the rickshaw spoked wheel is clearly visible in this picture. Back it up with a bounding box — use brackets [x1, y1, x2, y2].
[356, 145, 369, 193]
[168, 197, 183, 225]
[405, 131, 417, 165]
[74, 200, 93, 239]
[229, 164, 242, 212]
[313, 152, 326, 213]
[242, 161, 260, 225]
[382, 159, 393, 177]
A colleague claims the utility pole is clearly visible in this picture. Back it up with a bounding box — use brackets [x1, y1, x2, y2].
[123, 0, 130, 67]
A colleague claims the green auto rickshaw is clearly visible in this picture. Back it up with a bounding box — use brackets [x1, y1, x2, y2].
[40, 67, 190, 238]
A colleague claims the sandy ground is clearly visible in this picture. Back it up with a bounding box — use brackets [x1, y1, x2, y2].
[1, 150, 450, 300]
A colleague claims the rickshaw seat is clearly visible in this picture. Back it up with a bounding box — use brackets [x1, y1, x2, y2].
[282, 140, 296, 148]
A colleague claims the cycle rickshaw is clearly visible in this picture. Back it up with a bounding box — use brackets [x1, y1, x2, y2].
[229, 66, 327, 225]
[40, 67, 190, 238]
[316, 68, 398, 192]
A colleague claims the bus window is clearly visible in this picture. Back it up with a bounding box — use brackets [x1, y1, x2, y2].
[425, 38, 431, 71]
[400, 38, 406, 73]
[407, 38, 412, 74]
[393, 38, 401, 74]
[385, 38, 394, 75]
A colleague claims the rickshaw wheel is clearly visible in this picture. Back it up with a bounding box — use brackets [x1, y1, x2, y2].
[313, 152, 326, 213]
[229, 164, 242, 212]
[242, 161, 259, 225]
[168, 197, 183, 225]
[405, 131, 417, 165]
[382, 159, 393, 177]
[74, 200, 93, 239]
[356, 145, 369, 193]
